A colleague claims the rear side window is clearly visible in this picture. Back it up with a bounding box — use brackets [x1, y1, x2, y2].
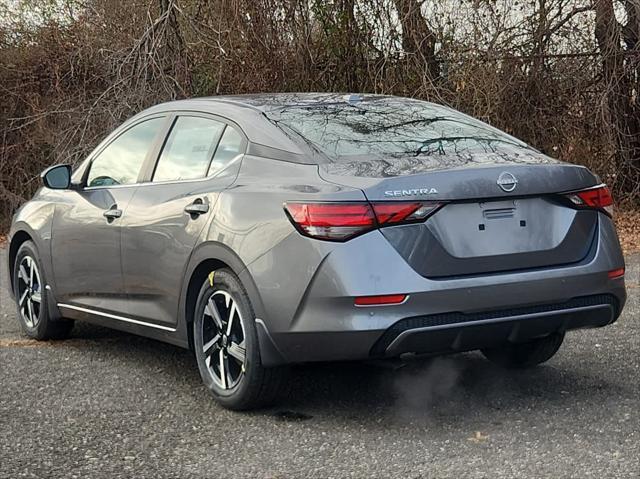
[87, 117, 164, 187]
[208, 126, 243, 176]
[153, 116, 225, 182]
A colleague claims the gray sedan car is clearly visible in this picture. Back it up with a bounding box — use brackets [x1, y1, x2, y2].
[7, 93, 626, 409]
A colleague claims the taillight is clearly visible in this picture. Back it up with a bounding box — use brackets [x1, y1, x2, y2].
[371, 202, 442, 225]
[564, 185, 614, 216]
[284, 201, 442, 241]
[284, 203, 376, 240]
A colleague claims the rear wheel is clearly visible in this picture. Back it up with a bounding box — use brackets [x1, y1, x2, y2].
[193, 269, 288, 410]
[13, 241, 74, 340]
[481, 333, 564, 368]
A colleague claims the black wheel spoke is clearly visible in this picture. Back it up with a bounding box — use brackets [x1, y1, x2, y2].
[218, 349, 228, 389]
[202, 334, 220, 357]
[205, 298, 224, 330]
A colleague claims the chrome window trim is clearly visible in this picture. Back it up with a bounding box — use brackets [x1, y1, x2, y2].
[82, 183, 141, 191]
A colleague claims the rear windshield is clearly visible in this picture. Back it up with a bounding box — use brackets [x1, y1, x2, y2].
[267, 98, 531, 161]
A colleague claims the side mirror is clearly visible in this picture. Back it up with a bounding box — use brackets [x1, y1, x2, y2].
[41, 164, 72, 190]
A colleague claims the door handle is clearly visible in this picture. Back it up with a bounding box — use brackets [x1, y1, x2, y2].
[103, 207, 122, 220]
[184, 199, 209, 216]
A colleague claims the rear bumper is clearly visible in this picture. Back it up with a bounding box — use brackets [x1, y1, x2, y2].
[374, 294, 618, 357]
[249, 213, 626, 364]
[267, 290, 624, 364]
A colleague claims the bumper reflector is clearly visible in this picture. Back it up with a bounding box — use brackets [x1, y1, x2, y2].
[355, 294, 407, 306]
[608, 268, 625, 279]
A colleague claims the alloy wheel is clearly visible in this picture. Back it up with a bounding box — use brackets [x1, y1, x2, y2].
[201, 290, 247, 390]
[16, 256, 42, 328]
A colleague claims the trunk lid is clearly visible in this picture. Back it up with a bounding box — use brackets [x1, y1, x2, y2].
[318, 156, 598, 201]
[319, 157, 600, 277]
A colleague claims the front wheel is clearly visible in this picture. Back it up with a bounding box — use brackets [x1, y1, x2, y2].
[192, 269, 288, 410]
[481, 333, 565, 369]
[13, 240, 74, 340]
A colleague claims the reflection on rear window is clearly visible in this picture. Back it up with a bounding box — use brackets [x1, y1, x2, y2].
[267, 98, 530, 161]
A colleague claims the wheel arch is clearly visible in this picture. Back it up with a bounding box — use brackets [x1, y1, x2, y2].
[8, 226, 63, 323]
[181, 242, 287, 366]
[8, 229, 35, 296]
[181, 241, 268, 349]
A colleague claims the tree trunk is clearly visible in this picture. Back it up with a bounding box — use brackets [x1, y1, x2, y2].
[594, 0, 640, 194]
[393, 0, 439, 81]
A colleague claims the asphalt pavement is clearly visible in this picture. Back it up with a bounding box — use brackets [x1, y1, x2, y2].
[1, 246, 639, 478]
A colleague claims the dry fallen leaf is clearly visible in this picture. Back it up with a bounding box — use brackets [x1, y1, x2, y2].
[615, 209, 640, 254]
[467, 431, 489, 443]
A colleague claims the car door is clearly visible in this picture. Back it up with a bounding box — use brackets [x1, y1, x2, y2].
[120, 114, 246, 328]
[51, 115, 168, 315]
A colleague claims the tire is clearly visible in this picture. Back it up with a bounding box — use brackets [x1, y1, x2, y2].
[192, 268, 289, 410]
[13, 240, 74, 340]
[481, 333, 565, 369]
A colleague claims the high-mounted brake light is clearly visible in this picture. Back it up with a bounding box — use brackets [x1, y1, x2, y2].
[284, 201, 443, 241]
[565, 185, 614, 216]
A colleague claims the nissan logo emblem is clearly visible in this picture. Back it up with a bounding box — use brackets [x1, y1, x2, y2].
[497, 172, 518, 192]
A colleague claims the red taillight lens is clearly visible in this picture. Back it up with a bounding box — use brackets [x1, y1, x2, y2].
[284, 202, 376, 240]
[371, 201, 442, 225]
[565, 185, 614, 216]
[284, 201, 443, 241]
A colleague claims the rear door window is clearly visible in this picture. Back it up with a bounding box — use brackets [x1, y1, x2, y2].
[153, 116, 226, 182]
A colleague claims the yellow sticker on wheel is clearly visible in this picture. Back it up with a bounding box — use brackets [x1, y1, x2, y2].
[208, 271, 215, 287]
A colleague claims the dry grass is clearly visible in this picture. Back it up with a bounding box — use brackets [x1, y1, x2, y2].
[0, 338, 43, 348]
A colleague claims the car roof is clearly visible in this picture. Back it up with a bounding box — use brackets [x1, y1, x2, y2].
[135, 94, 398, 159]
[197, 93, 395, 112]
[148, 93, 398, 115]
[138, 96, 312, 155]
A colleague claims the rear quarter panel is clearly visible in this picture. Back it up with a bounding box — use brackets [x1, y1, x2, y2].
[197, 155, 362, 331]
